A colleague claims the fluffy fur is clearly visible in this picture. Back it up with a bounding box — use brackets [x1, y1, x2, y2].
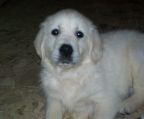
[34, 9, 144, 119]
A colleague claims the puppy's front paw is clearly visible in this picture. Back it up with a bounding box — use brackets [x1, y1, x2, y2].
[119, 101, 134, 115]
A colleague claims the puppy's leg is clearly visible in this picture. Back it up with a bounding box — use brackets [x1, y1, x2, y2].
[72, 101, 96, 119]
[46, 98, 63, 119]
[120, 89, 144, 115]
[120, 65, 144, 114]
[120, 41, 144, 114]
[119, 93, 144, 114]
[93, 98, 119, 119]
[72, 111, 89, 119]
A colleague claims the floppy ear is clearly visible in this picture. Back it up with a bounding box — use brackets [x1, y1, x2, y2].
[34, 25, 45, 58]
[90, 28, 103, 63]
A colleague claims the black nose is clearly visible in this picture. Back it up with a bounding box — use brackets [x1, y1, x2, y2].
[59, 44, 73, 58]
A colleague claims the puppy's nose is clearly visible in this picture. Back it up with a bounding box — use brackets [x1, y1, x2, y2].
[59, 44, 73, 57]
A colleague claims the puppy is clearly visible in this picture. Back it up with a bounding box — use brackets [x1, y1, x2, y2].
[34, 9, 144, 119]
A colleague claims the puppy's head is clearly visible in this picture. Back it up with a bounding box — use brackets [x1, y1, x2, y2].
[34, 9, 102, 68]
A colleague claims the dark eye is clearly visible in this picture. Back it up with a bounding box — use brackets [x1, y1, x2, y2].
[51, 29, 59, 36]
[75, 31, 84, 38]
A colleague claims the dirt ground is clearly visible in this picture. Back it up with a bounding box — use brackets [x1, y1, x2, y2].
[0, 0, 144, 119]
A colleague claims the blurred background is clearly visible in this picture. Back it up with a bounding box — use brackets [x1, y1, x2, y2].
[0, 0, 144, 119]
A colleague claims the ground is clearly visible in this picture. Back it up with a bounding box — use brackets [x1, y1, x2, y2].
[0, 0, 144, 119]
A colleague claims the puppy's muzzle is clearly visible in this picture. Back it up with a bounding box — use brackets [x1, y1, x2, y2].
[59, 44, 73, 63]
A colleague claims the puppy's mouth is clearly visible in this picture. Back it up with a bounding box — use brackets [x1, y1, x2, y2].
[52, 55, 79, 68]
[59, 56, 73, 64]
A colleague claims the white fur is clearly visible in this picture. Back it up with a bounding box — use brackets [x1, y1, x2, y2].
[34, 9, 144, 119]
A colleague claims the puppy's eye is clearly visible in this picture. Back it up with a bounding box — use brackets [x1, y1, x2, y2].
[51, 29, 59, 36]
[75, 31, 84, 38]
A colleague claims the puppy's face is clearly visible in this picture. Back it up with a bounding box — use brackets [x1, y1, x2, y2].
[34, 9, 102, 68]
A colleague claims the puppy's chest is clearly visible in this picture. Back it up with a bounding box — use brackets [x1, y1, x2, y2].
[54, 73, 87, 96]
[49, 70, 97, 104]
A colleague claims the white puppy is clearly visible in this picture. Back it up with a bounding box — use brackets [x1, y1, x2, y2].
[34, 9, 144, 119]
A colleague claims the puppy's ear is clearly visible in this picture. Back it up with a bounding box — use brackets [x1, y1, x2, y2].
[34, 25, 45, 58]
[90, 28, 103, 63]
